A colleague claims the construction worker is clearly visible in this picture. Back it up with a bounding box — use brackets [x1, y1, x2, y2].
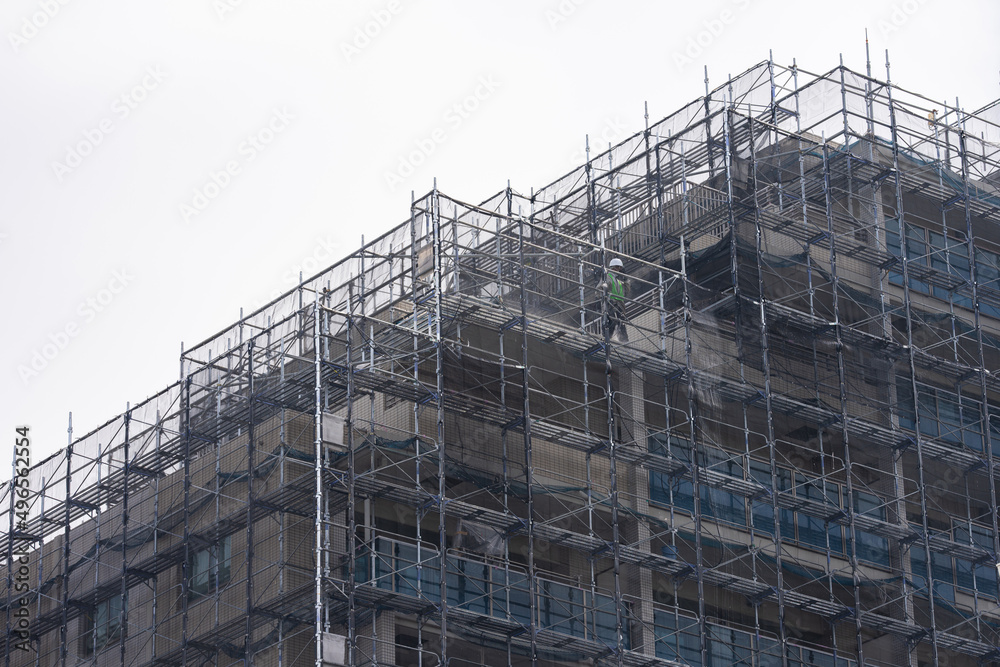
[601, 257, 629, 342]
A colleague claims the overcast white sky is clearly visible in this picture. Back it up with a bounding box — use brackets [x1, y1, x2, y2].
[2, 0, 998, 470]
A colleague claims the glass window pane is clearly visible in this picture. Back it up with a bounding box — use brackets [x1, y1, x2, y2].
[422, 555, 441, 603]
[758, 637, 783, 667]
[938, 394, 961, 426]
[917, 388, 938, 437]
[593, 593, 619, 647]
[653, 609, 678, 660]
[374, 538, 393, 590]
[854, 492, 889, 566]
[911, 545, 928, 593]
[460, 560, 489, 614]
[396, 543, 419, 596]
[886, 219, 902, 285]
[896, 377, 916, 431]
[191, 548, 211, 594]
[507, 571, 530, 625]
[218, 535, 231, 587]
[906, 225, 927, 263]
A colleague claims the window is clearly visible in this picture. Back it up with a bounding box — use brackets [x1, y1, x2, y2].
[748, 460, 796, 542]
[907, 521, 998, 603]
[649, 434, 690, 511]
[910, 533, 956, 603]
[491, 567, 531, 626]
[929, 231, 972, 308]
[700, 445, 747, 526]
[653, 609, 702, 665]
[975, 247, 1000, 318]
[82, 594, 125, 656]
[652, 615, 850, 667]
[648, 435, 746, 526]
[592, 592, 619, 647]
[708, 624, 753, 666]
[992, 413, 1000, 452]
[853, 491, 890, 567]
[896, 377, 988, 452]
[358, 536, 623, 645]
[749, 461, 844, 555]
[536, 578, 627, 648]
[448, 556, 489, 615]
[885, 218, 902, 283]
[538, 580, 585, 638]
[885, 220, 984, 304]
[904, 224, 930, 294]
[885, 219, 929, 294]
[796, 474, 844, 553]
[886, 220, 1000, 316]
[954, 522, 998, 599]
[190, 535, 232, 596]
[787, 645, 847, 667]
[649, 439, 893, 564]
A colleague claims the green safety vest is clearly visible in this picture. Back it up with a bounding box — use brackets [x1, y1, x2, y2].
[607, 271, 625, 302]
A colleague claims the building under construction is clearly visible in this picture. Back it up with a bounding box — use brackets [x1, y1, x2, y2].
[4, 56, 1000, 667]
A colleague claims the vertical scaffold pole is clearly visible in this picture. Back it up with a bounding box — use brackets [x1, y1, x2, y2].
[314, 288, 324, 667]
[59, 415, 72, 667]
[956, 107, 1000, 622]
[431, 181, 449, 665]
[501, 188, 514, 664]
[181, 375, 192, 667]
[679, 187, 708, 667]
[408, 192, 426, 667]
[792, 62, 843, 655]
[643, 101, 653, 203]
[151, 408, 161, 663]
[884, 51, 940, 664]
[821, 134, 869, 666]
[346, 278, 358, 665]
[500, 188, 517, 664]
[655, 132, 666, 267]
[119, 404, 130, 667]
[245, 339, 256, 665]
[586, 136, 598, 245]
[745, 111, 790, 667]
[704, 66, 715, 179]
[518, 199, 540, 665]
[598, 227, 626, 666]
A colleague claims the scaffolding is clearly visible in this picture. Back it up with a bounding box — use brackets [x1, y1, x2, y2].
[4, 54, 1000, 667]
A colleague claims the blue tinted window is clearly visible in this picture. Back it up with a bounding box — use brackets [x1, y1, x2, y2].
[593, 593, 619, 647]
[886, 218, 902, 286]
[976, 248, 1000, 319]
[895, 377, 988, 452]
[905, 225, 929, 293]
[853, 492, 890, 567]
[654, 610, 702, 665]
[708, 625, 752, 666]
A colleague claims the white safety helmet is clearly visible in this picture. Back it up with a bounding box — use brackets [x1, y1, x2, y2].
[608, 258, 624, 269]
